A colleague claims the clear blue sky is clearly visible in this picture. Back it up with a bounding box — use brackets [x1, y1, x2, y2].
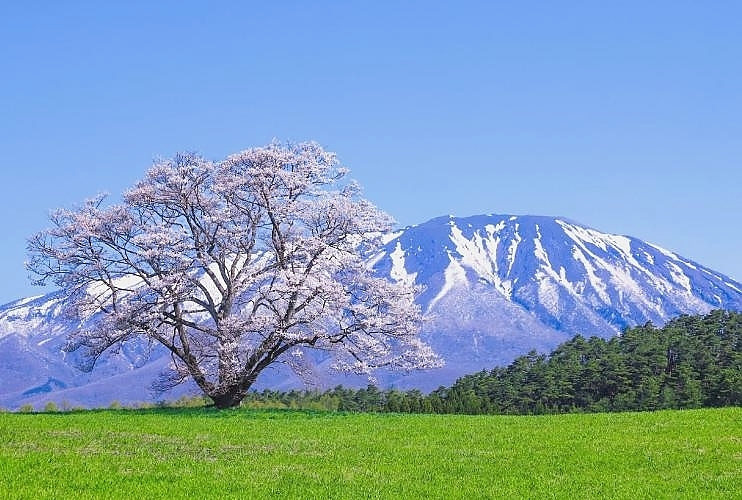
[1, 2, 740, 304]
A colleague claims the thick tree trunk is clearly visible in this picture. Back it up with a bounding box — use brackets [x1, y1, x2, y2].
[210, 387, 248, 409]
[208, 372, 260, 409]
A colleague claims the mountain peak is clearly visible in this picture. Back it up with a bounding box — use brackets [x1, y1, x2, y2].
[379, 213, 742, 335]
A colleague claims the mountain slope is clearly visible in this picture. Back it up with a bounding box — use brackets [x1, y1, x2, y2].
[376, 214, 740, 333]
[2, 214, 741, 408]
[368, 214, 742, 388]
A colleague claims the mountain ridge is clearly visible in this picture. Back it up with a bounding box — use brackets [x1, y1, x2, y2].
[376, 213, 740, 329]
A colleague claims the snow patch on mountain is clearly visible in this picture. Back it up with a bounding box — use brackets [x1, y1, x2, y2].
[389, 242, 417, 286]
[428, 252, 468, 312]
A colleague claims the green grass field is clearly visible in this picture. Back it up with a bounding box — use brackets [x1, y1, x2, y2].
[0, 407, 740, 499]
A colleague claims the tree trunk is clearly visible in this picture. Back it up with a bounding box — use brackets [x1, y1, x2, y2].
[210, 386, 248, 409]
[207, 371, 260, 409]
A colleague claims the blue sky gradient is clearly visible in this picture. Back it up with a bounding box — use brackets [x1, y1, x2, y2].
[1, 2, 740, 304]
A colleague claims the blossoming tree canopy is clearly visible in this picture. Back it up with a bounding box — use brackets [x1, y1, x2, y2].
[27, 142, 443, 408]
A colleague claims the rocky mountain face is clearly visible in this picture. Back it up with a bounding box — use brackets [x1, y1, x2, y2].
[2, 214, 741, 409]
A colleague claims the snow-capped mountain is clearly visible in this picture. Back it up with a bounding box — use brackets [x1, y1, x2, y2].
[370, 214, 742, 385]
[2, 214, 741, 408]
[377, 214, 741, 334]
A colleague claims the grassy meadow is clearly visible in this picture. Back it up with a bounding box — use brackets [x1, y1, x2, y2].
[0, 407, 740, 499]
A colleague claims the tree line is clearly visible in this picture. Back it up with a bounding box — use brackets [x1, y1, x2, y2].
[239, 309, 742, 414]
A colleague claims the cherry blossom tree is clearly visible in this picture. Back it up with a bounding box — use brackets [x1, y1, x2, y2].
[27, 142, 442, 408]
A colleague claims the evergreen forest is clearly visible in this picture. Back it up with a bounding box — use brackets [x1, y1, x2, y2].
[238, 310, 742, 415]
